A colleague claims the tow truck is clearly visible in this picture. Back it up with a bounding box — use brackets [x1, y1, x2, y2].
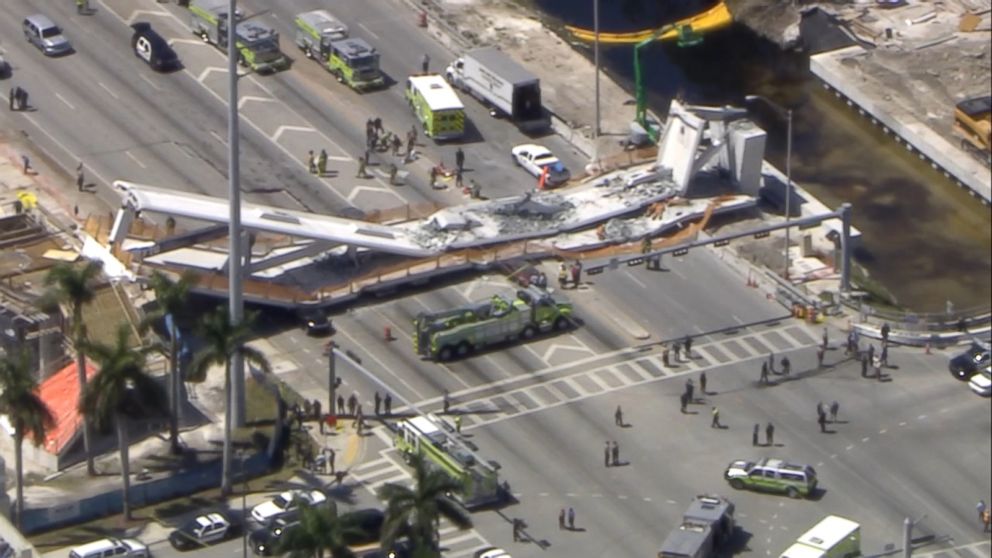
[395, 415, 503, 509]
[413, 285, 574, 361]
[189, 0, 289, 74]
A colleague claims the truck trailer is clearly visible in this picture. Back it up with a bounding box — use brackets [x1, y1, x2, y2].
[780, 516, 861, 558]
[658, 494, 736, 558]
[413, 286, 573, 361]
[190, 0, 288, 73]
[445, 47, 550, 133]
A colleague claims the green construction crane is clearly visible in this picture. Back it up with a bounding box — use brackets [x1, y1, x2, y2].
[634, 23, 704, 143]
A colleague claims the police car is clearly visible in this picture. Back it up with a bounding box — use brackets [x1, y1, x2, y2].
[169, 513, 235, 551]
[131, 22, 180, 72]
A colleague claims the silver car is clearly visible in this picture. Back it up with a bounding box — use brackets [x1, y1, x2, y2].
[23, 14, 73, 56]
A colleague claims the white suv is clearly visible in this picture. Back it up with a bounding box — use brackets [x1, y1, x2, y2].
[251, 489, 327, 524]
[69, 538, 149, 558]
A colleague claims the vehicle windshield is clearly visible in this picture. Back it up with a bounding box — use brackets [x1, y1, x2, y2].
[182, 519, 202, 532]
[349, 55, 378, 71]
[251, 43, 283, 63]
[272, 495, 290, 509]
[41, 26, 63, 38]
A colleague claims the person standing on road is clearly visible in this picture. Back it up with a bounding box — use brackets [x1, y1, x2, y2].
[881, 322, 891, 345]
[752, 423, 760, 446]
[374, 391, 382, 415]
[710, 407, 721, 428]
[454, 414, 462, 433]
[307, 150, 317, 174]
[684, 336, 693, 358]
[611, 441, 619, 466]
[873, 355, 882, 379]
[861, 354, 869, 377]
[816, 346, 825, 369]
[326, 447, 336, 474]
[317, 149, 328, 176]
[662, 344, 671, 367]
[881, 344, 889, 367]
[559, 508, 566, 530]
[781, 356, 791, 376]
[421, 53, 430, 73]
[22, 155, 31, 175]
[868, 344, 875, 364]
[673, 341, 682, 363]
[766, 422, 775, 446]
[384, 393, 393, 416]
[76, 163, 85, 191]
[816, 401, 825, 419]
[614, 405, 623, 427]
[685, 379, 694, 403]
[700, 372, 708, 395]
[570, 262, 582, 288]
[347, 393, 357, 416]
[604, 441, 611, 468]
[567, 507, 576, 530]
[443, 390, 451, 414]
[829, 401, 839, 422]
[982, 509, 991, 533]
[760, 361, 769, 384]
[337, 394, 345, 415]
[817, 412, 827, 433]
[978, 500, 986, 525]
[455, 147, 465, 174]
[822, 327, 829, 349]
[8, 88, 14, 111]
[679, 392, 688, 414]
[558, 262, 569, 289]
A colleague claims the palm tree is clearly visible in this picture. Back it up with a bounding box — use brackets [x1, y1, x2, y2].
[0, 351, 55, 529]
[190, 307, 271, 495]
[140, 271, 195, 455]
[42, 259, 103, 476]
[81, 324, 168, 520]
[378, 454, 472, 557]
[277, 502, 369, 558]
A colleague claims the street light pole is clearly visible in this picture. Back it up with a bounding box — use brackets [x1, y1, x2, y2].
[745, 95, 794, 281]
[593, 0, 601, 138]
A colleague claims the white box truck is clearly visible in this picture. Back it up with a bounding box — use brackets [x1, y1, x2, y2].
[445, 47, 550, 133]
[780, 516, 861, 558]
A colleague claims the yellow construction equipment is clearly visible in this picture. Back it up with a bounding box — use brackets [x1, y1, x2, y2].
[565, 2, 732, 44]
[953, 95, 991, 166]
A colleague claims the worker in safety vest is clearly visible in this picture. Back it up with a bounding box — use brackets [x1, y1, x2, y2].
[538, 166, 549, 190]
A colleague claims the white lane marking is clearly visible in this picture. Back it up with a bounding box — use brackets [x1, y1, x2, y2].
[899, 421, 907, 426]
[617, 495, 628, 500]
[125, 151, 147, 169]
[238, 95, 276, 110]
[357, 23, 381, 40]
[197, 66, 226, 84]
[169, 38, 210, 47]
[209, 130, 227, 146]
[270, 124, 316, 142]
[54, 93, 76, 110]
[879, 428, 887, 434]
[845, 445, 854, 451]
[917, 414, 927, 420]
[125, 9, 170, 25]
[861, 437, 869, 443]
[624, 269, 647, 289]
[98, 82, 120, 100]
[96, 0, 127, 24]
[643, 497, 652, 502]
[139, 74, 163, 91]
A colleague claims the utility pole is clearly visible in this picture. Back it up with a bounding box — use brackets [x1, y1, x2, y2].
[593, 0, 601, 138]
[227, 0, 246, 429]
[840, 202, 852, 293]
[328, 345, 337, 429]
[784, 107, 793, 281]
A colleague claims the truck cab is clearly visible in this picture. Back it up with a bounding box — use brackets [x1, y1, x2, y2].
[658, 495, 735, 558]
[327, 38, 384, 91]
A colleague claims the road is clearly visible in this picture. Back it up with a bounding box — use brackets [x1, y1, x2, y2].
[1, 0, 584, 219]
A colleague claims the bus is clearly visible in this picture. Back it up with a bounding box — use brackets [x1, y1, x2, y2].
[406, 74, 465, 140]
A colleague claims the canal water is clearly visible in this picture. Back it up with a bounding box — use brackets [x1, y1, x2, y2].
[533, 0, 992, 312]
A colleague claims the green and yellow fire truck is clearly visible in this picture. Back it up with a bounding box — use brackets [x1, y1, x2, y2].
[395, 415, 503, 509]
[190, 0, 289, 74]
[406, 74, 466, 141]
[414, 286, 574, 361]
[294, 11, 384, 91]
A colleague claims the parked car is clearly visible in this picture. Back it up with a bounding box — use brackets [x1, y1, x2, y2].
[251, 489, 327, 524]
[510, 144, 570, 187]
[69, 538, 148, 558]
[249, 516, 299, 556]
[169, 512, 236, 551]
[22, 14, 72, 56]
[299, 309, 332, 336]
[949, 343, 990, 381]
[475, 548, 512, 558]
[0, 53, 10, 78]
[131, 22, 180, 72]
[724, 457, 817, 498]
[968, 364, 991, 396]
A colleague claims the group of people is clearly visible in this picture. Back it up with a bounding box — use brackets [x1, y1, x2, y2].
[306, 149, 331, 176]
[557, 261, 584, 289]
[662, 336, 694, 367]
[8, 86, 29, 111]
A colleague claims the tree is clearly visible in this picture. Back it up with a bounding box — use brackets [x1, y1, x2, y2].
[190, 307, 270, 495]
[42, 259, 103, 476]
[140, 271, 196, 455]
[378, 454, 472, 557]
[0, 351, 55, 529]
[277, 502, 369, 558]
[81, 324, 168, 520]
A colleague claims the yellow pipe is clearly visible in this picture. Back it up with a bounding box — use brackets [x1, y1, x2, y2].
[566, 1, 732, 44]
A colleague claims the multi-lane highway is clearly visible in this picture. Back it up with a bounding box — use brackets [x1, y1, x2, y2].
[6, 1, 990, 558]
